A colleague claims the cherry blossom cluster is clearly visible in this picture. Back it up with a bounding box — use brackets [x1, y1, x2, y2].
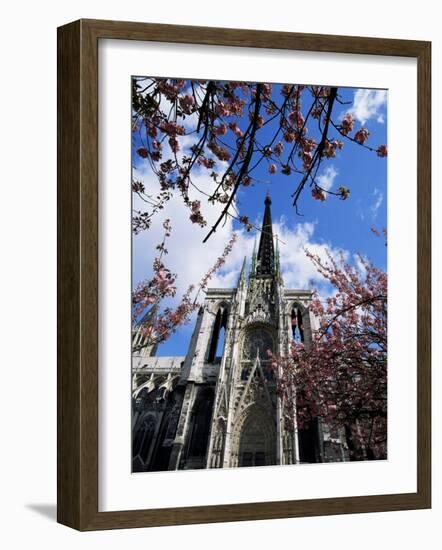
[270, 245, 387, 460]
[132, 228, 237, 350]
[132, 78, 388, 238]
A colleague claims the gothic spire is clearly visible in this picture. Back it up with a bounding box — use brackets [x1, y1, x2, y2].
[238, 256, 247, 285]
[137, 302, 158, 326]
[275, 235, 280, 278]
[256, 194, 275, 277]
[250, 237, 257, 277]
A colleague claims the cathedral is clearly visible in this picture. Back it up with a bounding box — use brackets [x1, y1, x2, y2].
[132, 195, 349, 472]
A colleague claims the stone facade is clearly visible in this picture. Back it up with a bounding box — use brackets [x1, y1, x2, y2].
[132, 196, 348, 472]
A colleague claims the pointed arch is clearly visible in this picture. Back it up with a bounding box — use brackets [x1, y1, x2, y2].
[290, 302, 305, 343]
[230, 404, 276, 467]
[132, 413, 158, 468]
[240, 324, 275, 380]
[185, 387, 215, 461]
[207, 304, 229, 363]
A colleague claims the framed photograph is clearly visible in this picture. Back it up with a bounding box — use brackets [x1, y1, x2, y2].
[57, 19, 431, 530]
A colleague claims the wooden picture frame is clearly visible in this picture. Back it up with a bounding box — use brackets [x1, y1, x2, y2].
[57, 18, 431, 531]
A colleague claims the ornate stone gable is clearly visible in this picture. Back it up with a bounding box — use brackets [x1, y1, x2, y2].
[233, 356, 276, 423]
[244, 277, 277, 326]
[131, 196, 337, 472]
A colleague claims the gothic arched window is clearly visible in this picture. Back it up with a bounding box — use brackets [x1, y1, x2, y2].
[242, 328, 274, 361]
[186, 388, 215, 458]
[132, 415, 157, 464]
[240, 327, 274, 380]
[207, 306, 228, 363]
[291, 305, 304, 343]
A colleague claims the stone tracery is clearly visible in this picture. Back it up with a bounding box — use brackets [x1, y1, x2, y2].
[131, 196, 347, 472]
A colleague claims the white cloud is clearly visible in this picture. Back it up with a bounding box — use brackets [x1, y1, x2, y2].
[133, 100, 233, 303]
[209, 219, 350, 299]
[133, 164, 237, 302]
[274, 220, 348, 292]
[370, 188, 383, 219]
[356, 198, 365, 221]
[316, 165, 338, 194]
[349, 89, 387, 125]
[133, 160, 350, 313]
[353, 253, 368, 278]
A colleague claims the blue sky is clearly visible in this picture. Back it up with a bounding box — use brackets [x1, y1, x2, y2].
[132, 82, 387, 356]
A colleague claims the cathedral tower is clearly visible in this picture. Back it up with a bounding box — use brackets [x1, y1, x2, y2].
[132, 196, 332, 472]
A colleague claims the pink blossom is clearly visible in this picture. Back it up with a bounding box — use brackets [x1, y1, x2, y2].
[133, 231, 237, 349]
[215, 102, 230, 116]
[159, 121, 185, 137]
[302, 151, 313, 169]
[302, 138, 316, 153]
[179, 94, 195, 114]
[312, 187, 326, 201]
[208, 141, 231, 162]
[262, 83, 272, 98]
[354, 128, 370, 144]
[281, 84, 294, 98]
[325, 139, 343, 158]
[228, 122, 244, 138]
[168, 137, 180, 153]
[214, 123, 228, 136]
[283, 129, 297, 143]
[197, 157, 215, 169]
[289, 110, 305, 128]
[157, 79, 183, 100]
[146, 122, 157, 137]
[377, 144, 388, 157]
[189, 200, 206, 227]
[274, 142, 284, 156]
[273, 245, 387, 459]
[341, 113, 355, 135]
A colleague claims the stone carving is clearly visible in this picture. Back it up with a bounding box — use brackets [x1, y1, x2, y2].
[132, 196, 344, 472]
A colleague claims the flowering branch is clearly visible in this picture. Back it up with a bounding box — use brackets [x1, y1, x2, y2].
[132, 229, 237, 351]
[132, 79, 388, 238]
[271, 241, 387, 460]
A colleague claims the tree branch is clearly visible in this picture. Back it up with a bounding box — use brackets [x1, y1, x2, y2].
[202, 83, 263, 243]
